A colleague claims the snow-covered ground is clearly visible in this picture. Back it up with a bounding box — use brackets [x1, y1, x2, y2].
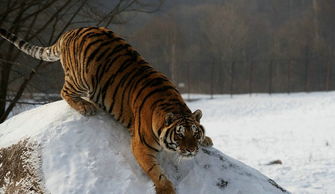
[0, 100, 287, 194]
[186, 92, 335, 194]
[1, 91, 334, 194]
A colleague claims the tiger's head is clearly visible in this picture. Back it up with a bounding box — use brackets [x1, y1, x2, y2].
[159, 109, 205, 158]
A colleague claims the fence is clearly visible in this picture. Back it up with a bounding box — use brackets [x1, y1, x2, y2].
[176, 56, 335, 96]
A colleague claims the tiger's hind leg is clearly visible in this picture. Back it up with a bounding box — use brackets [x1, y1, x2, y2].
[61, 83, 97, 116]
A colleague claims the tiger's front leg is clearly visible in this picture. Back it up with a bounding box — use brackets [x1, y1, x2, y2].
[201, 136, 213, 147]
[131, 137, 176, 194]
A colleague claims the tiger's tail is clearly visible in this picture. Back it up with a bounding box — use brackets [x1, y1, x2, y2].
[0, 28, 60, 62]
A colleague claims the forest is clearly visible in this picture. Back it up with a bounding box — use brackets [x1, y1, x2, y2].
[0, 0, 335, 121]
[126, 0, 335, 95]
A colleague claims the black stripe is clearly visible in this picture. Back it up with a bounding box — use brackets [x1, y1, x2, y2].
[142, 135, 160, 152]
[69, 78, 84, 93]
[95, 38, 123, 61]
[39, 46, 44, 57]
[86, 32, 106, 39]
[157, 126, 164, 137]
[66, 32, 86, 88]
[104, 43, 131, 64]
[97, 43, 131, 79]
[108, 59, 136, 113]
[151, 127, 160, 144]
[124, 66, 153, 91]
[168, 129, 174, 144]
[164, 136, 176, 151]
[83, 39, 104, 62]
[90, 76, 97, 94]
[18, 40, 25, 48]
[85, 43, 105, 73]
[100, 74, 116, 110]
[76, 27, 99, 53]
[126, 70, 156, 106]
[137, 59, 147, 64]
[117, 57, 136, 73]
[126, 120, 132, 129]
[199, 125, 205, 134]
[147, 164, 157, 173]
[102, 52, 138, 107]
[87, 37, 124, 66]
[97, 54, 122, 80]
[114, 69, 138, 121]
[134, 77, 169, 101]
[150, 99, 164, 111]
[74, 27, 86, 36]
[79, 27, 99, 37]
[162, 106, 176, 113]
[78, 30, 105, 58]
[78, 32, 95, 53]
[105, 44, 130, 59]
[99, 57, 127, 108]
[101, 30, 114, 38]
[0, 28, 7, 36]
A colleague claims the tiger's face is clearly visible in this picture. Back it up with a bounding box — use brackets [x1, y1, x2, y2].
[159, 109, 205, 158]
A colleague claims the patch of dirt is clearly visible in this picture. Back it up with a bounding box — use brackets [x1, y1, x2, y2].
[0, 139, 44, 194]
[266, 160, 283, 165]
[216, 178, 228, 190]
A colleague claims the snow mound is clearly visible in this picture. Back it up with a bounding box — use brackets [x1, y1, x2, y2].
[0, 101, 289, 194]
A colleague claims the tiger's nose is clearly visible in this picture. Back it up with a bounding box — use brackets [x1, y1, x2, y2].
[186, 147, 196, 152]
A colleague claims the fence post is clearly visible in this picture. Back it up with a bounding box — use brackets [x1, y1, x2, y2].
[269, 59, 273, 94]
[304, 47, 310, 92]
[325, 56, 332, 91]
[230, 61, 235, 97]
[210, 61, 214, 99]
[287, 59, 291, 94]
[249, 60, 254, 95]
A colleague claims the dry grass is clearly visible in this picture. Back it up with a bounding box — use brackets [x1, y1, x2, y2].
[0, 139, 44, 194]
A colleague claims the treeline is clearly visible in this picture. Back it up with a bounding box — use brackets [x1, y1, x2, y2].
[126, 0, 335, 94]
[1, 0, 335, 120]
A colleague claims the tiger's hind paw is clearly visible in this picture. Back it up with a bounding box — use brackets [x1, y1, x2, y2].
[77, 100, 97, 116]
[201, 136, 213, 147]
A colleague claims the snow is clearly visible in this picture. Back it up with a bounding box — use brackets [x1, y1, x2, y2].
[0, 98, 289, 194]
[186, 92, 335, 194]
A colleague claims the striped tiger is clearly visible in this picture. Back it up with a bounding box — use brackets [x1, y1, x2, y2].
[0, 27, 213, 194]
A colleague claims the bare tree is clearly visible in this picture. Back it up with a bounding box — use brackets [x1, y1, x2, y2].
[0, 0, 164, 123]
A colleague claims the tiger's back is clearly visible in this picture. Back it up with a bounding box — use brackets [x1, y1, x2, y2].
[58, 27, 187, 130]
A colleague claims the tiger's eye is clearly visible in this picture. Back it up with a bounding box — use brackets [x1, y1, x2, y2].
[176, 125, 185, 134]
[191, 125, 198, 132]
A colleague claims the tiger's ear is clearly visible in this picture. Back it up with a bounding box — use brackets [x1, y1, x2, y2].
[193, 109, 202, 122]
[165, 112, 175, 126]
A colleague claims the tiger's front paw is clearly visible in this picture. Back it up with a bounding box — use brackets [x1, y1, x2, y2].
[201, 136, 213, 147]
[77, 100, 97, 116]
[155, 179, 176, 194]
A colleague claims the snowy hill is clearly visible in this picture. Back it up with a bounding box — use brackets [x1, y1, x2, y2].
[0, 100, 288, 194]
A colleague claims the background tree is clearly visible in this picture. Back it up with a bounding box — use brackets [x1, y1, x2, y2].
[0, 0, 164, 123]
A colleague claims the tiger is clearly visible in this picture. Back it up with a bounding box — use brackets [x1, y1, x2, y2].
[0, 27, 213, 194]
